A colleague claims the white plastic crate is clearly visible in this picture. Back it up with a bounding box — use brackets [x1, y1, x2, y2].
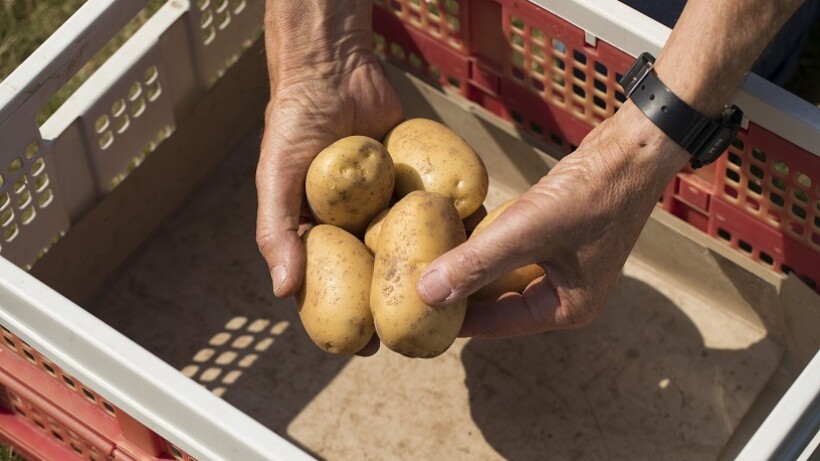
[0, 0, 818, 460]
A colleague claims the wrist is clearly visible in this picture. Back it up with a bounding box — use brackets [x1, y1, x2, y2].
[265, 0, 374, 89]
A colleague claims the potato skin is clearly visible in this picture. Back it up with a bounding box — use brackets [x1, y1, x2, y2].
[384, 119, 488, 219]
[364, 208, 390, 254]
[469, 199, 545, 301]
[371, 191, 467, 358]
[297, 225, 376, 355]
[306, 136, 395, 235]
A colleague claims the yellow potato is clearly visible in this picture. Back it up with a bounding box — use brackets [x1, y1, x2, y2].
[469, 199, 546, 301]
[384, 119, 488, 219]
[306, 136, 395, 235]
[371, 191, 467, 358]
[297, 225, 376, 355]
[364, 208, 390, 254]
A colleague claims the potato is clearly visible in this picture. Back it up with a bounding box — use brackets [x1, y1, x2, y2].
[371, 191, 467, 358]
[297, 225, 376, 355]
[364, 208, 390, 254]
[306, 136, 394, 235]
[469, 199, 545, 301]
[384, 119, 488, 219]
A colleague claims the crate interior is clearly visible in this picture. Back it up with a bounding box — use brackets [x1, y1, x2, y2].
[32, 61, 794, 460]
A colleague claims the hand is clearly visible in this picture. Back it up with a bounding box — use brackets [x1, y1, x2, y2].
[416, 103, 689, 337]
[256, 1, 403, 298]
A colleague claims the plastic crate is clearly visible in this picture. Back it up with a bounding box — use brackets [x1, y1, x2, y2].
[0, 1, 819, 460]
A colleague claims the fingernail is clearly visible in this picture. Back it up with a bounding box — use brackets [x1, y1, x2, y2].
[419, 270, 453, 303]
[272, 265, 287, 295]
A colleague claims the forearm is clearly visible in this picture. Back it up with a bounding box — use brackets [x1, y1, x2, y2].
[655, 0, 806, 117]
[264, 0, 373, 90]
[603, 0, 805, 202]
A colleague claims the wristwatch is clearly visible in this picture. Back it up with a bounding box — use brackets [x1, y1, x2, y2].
[618, 52, 743, 169]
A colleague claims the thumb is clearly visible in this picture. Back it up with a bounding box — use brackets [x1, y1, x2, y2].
[417, 203, 540, 305]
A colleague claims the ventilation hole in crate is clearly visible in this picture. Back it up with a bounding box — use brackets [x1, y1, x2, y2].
[21, 206, 35, 225]
[427, 2, 441, 17]
[593, 95, 606, 112]
[115, 115, 130, 134]
[759, 251, 774, 265]
[202, 24, 216, 45]
[16, 189, 31, 209]
[181, 365, 199, 377]
[24, 141, 39, 160]
[42, 361, 56, 377]
[549, 38, 565, 55]
[531, 79, 545, 92]
[792, 204, 807, 220]
[572, 67, 586, 82]
[725, 169, 740, 184]
[794, 188, 809, 204]
[194, 348, 216, 362]
[408, 0, 421, 9]
[215, 0, 228, 12]
[552, 73, 565, 88]
[102, 401, 115, 416]
[4, 223, 18, 242]
[731, 138, 744, 151]
[530, 122, 543, 135]
[111, 99, 126, 118]
[428, 65, 442, 82]
[728, 152, 742, 167]
[771, 176, 787, 192]
[593, 79, 606, 93]
[446, 14, 460, 33]
[773, 159, 789, 175]
[127, 82, 142, 102]
[71, 443, 83, 455]
[428, 21, 442, 35]
[232, 335, 254, 349]
[389, 0, 402, 12]
[146, 81, 162, 102]
[573, 50, 587, 65]
[196, 0, 209, 10]
[510, 50, 525, 69]
[0, 208, 12, 226]
[226, 317, 247, 330]
[209, 332, 231, 346]
[594, 61, 608, 77]
[217, 9, 231, 30]
[553, 93, 565, 104]
[35, 175, 50, 195]
[130, 97, 146, 118]
[82, 388, 95, 402]
[749, 164, 764, 179]
[526, 26, 545, 45]
[170, 444, 184, 459]
[815, 216, 820, 230]
[552, 56, 565, 71]
[750, 147, 766, 163]
[770, 192, 785, 207]
[255, 337, 274, 352]
[572, 102, 584, 115]
[0, 174, 4, 188]
[795, 171, 811, 188]
[789, 221, 804, 236]
[407, 53, 423, 70]
[62, 375, 76, 389]
[4, 336, 16, 350]
[615, 91, 626, 104]
[34, 419, 46, 430]
[724, 185, 739, 199]
[738, 240, 752, 254]
[390, 43, 406, 60]
[572, 84, 585, 99]
[30, 158, 45, 177]
[748, 179, 762, 196]
[444, 0, 460, 15]
[13, 176, 26, 194]
[52, 430, 64, 442]
[200, 368, 222, 382]
[447, 76, 461, 89]
[511, 111, 523, 124]
[13, 406, 25, 416]
[745, 196, 760, 211]
[812, 232, 820, 247]
[510, 15, 524, 31]
[532, 45, 546, 61]
[550, 133, 563, 146]
[98, 130, 114, 150]
[8, 158, 22, 175]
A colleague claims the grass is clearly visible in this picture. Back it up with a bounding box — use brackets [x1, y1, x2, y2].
[0, 444, 25, 461]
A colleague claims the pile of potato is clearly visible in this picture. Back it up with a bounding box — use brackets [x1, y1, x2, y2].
[297, 119, 543, 358]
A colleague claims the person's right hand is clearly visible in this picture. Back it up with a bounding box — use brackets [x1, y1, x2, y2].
[256, 1, 403, 299]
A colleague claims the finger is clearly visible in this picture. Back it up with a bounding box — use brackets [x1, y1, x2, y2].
[416, 200, 546, 305]
[256, 106, 334, 297]
[459, 276, 562, 338]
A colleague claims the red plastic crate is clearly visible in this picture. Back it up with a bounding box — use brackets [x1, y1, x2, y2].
[0, 326, 198, 461]
[373, 6, 470, 97]
[373, 0, 472, 56]
[709, 197, 819, 292]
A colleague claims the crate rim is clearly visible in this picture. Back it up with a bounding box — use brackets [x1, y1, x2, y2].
[0, 256, 315, 461]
